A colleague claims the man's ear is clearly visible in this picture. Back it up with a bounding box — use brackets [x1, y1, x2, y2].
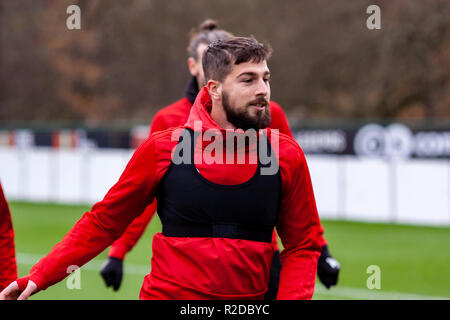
[187, 57, 198, 77]
[206, 80, 222, 100]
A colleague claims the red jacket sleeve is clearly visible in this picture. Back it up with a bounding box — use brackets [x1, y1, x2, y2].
[270, 102, 327, 248]
[149, 111, 168, 134]
[27, 137, 165, 291]
[269, 102, 293, 138]
[275, 134, 322, 300]
[108, 110, 171, 260]
[0, 183, 17, 290]
[108, 201, 157, 259]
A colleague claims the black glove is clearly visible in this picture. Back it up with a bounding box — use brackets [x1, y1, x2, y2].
[317, 245, 340, 289]
[100, 257, 123, 291]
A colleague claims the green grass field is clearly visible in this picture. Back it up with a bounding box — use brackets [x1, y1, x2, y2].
[9, 201, 450, 300]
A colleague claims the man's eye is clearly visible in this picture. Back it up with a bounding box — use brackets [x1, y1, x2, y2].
[242, 79, 252, 83]
[264, 78, 271, 82]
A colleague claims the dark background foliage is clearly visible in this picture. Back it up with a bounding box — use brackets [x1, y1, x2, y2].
[1, 0, 448, 125]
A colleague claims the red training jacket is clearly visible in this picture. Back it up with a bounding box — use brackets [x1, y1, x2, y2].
[0, 182, 18, 291]
[21, 87, 322, 299]
[108, 97, 326, 260]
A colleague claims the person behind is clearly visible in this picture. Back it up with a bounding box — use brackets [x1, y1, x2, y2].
[0, 182, 18, 291]
[1, 36, 322, 300]
[101, 20, 340, 298]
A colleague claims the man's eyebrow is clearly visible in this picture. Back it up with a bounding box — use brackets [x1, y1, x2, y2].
[237, 71, 271, 78]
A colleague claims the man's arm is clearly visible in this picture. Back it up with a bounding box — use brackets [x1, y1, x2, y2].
[269, 102, 294, 138]
[276, 137, 322, 300]
[149, 111, 169, 134]
[107, 202, 157, 260]
[100, 202, 156, 291]
[99, 112, 168, 290]
[270, 102, 340, 289]
[105, 112, 166, 261]
[1, 137, 162, 299]
[0, 183, 17, 291]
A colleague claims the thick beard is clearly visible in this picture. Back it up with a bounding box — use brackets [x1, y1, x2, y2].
[222, 91, 271, 131]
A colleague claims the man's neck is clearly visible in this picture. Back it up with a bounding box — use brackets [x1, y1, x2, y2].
[210, 101, 237, 130]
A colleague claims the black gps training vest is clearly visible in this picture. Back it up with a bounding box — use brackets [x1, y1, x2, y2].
[156, 128, 281, 243]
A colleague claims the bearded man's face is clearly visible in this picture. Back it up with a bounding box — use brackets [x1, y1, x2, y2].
[220, 60, 272, 130]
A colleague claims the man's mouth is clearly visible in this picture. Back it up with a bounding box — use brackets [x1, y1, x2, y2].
[249, 104, 267, 110]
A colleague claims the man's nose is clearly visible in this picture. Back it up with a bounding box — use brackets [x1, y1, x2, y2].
[255, 78, 269, 97]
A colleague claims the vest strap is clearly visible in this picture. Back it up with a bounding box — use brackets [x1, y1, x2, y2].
[162, 223, 273, 243]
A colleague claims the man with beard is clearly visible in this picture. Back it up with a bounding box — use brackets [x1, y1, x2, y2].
[101, 20, 340, 298]
[1, 36, 323, 300]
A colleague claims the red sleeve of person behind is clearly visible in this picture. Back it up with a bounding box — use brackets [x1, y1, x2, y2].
[274, 133, 322, 299]
[107, 130, 160, 259]
[0, 182, 18, 291]
[108, 201, 157, 260]
[269, 102, 327, 247]
[107, 107, 174, 259]
[108, 98, 193, 259]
